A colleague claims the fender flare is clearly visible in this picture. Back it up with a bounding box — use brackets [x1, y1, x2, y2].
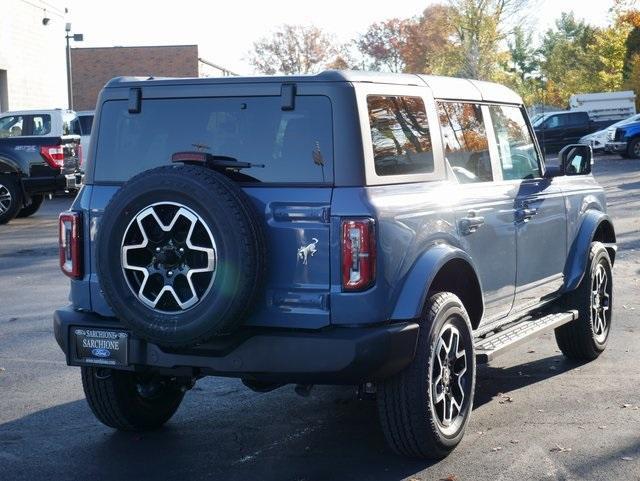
[0, 155, 20, 174]
[564, 211, 616, 292]
[390, 243, 483, 321]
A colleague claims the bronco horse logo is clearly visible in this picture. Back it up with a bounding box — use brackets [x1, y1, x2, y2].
[297, 238, 319, 265]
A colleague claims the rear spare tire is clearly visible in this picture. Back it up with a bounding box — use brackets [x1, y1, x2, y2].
[96, 164, 266, 348]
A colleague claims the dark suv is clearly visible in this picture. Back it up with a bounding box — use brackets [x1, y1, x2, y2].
[54, 71, 616, 459]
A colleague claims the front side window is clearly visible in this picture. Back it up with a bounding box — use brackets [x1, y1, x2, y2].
[437, 102, 493, 183]
[94, 96, 333, 184]
[488, 105, 541, 181]
[545, 115, 566, 129]
[367, 95, 434, 176]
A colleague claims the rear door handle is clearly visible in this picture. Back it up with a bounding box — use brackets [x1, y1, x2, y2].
[459, 213, 485, 235]
[517, 207, 538, 222]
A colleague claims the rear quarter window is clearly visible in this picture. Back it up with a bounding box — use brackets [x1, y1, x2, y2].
[0, 114, 51, 137]
[367, 95, 434, 176]
[93, 96, 333, 184]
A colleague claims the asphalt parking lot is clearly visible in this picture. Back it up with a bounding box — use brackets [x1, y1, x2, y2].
[1, 155, 639, 481]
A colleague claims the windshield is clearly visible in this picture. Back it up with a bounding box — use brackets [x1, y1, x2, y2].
[611, 113, 640, 129]
[532, 113, 553, 128]
[94, 96, 333, 184]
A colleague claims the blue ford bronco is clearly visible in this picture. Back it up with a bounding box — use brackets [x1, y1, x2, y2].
[54, 71, 616, 459]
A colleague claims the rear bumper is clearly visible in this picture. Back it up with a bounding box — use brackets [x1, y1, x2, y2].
[53, 307, 419, 384]
[64, 172, 83, 190]
[21, 175, 66, 194]
[20, 171, 82, 195]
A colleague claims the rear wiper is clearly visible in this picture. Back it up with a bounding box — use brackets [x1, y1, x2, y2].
[171, 151, 265, 170]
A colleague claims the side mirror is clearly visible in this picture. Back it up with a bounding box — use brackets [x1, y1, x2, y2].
[559, 144, 592, 176]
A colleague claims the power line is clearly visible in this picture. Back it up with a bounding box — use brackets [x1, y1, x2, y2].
[17, 0, 65, 18]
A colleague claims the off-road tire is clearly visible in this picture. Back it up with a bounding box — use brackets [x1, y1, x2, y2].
[378, 292, 476, 459]
[16, 194, 44, 218]
[555, 242, 613, 361]
[0, 175, 22, 225]
[81, 366, 185, 431]
[96, 164, 267, 348]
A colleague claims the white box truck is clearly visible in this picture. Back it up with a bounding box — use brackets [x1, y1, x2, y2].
[569, 91, 636, 122]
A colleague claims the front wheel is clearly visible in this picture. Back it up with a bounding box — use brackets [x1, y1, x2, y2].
[627, 138, 640, 159]
[81, 367, 185, 431]
[378, 292, 475, 459]
[555, 242, 613, 361]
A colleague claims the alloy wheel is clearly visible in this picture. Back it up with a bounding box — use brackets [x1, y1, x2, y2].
[121, 202, 217, 313]
[431, 323, 470, 436]
[0, 184, 12, 215]
[591, 262, 611, 343]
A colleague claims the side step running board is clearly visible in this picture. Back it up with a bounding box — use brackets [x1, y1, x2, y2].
[474, 310, 578, 364]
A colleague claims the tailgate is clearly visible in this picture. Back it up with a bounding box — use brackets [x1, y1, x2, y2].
[242, 187, 332, 329]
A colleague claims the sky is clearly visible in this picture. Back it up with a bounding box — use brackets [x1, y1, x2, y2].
[63, 0, 616, 75]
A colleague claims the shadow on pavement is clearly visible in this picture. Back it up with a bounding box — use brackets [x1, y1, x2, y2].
[0, 354, 582, 481]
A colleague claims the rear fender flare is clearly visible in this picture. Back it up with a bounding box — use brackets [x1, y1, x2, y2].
[390, 243, 483, 321]
[564, 211, 616, 292]
[0, 156, 20, 174]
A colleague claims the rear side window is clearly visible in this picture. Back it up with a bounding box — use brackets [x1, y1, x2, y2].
[488, 105, 541, 181]
[437, 102, 492, 183]
[367, 95, 434, 176]
[0, 114, 51, 137]
[569, 112, 587, 125]
[79, 115, 94, 135]
[94, 96, 333, 184]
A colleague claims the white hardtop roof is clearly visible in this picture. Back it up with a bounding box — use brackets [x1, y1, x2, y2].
[417, 75, 523, 104]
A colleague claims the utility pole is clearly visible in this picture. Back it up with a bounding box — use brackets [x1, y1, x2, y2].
[65, 23, 83, 110]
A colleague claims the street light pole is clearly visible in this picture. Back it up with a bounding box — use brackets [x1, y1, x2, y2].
[65, 23, 83, 110]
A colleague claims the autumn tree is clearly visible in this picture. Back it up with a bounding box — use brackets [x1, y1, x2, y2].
[587, 22, 631, 92]
[356, 5, 455, 74]
[249, 25, 337, 75]
[508, 26, 539, 80]
[358, 18, 414, 72]
[402, 5, 456, 74]
[537, 12, 598, 105]
[446, 0, 533, 80]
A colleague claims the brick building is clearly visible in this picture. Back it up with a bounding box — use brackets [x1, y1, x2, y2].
[0, 0, 67, 111]
[70, 45, 199, 111]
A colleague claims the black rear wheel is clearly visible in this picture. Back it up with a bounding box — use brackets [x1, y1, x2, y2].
[81, 367, 185, 431]
[0, 175, 22, 225]
[16, 194, 44, 218]
[378, 292, 475, 459]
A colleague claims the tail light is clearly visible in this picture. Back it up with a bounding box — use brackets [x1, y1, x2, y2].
[40, 145, 65, 169]
[59, 212, 82, 279]
[341, 218, 376, 291]
[78, 144, 83, 167]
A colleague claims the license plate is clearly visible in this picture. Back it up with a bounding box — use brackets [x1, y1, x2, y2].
[74, 328, 128, 366]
